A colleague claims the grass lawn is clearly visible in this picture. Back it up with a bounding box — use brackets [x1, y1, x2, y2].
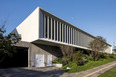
[98, 66, 116, 77]
[62, 58, 116, 73]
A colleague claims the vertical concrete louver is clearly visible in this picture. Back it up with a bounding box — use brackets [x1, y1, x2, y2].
[41, 10, 95, 48]
[39, 7, 112, 54]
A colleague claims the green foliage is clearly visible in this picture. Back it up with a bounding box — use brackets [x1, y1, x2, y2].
[98, 53, 115, 60]
[55, 45, 116, 74]
[99, 53, 109, 59]
[53, 50, 87, 66]
[72, 50, 87, 66]
[60, 50, 116, 73]
[53, 58, 63, 64]
[62, 57, 116, 73]
[0, 23, 20, 63]
[87, 55, 93, 61]
[88, 36, 108, 61]
[60, 45, 75, 57]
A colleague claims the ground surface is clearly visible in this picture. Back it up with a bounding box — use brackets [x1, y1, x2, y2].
[0, 67, 65, 77]
[1, 61, 116, 77]
[98, 65, 116, 77]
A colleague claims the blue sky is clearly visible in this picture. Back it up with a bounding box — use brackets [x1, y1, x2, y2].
[0, 0, 116, 46]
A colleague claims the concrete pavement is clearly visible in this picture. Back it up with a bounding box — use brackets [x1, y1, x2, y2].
[0, 61, 116, 77]
[0, 67, 65, 77]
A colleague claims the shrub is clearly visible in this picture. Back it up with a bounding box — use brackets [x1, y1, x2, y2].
[53, 57, 70, 65]
[62, 57, 69, 65]
[53, 58, 63, 64]
[99, 53, 110, 59]
[73, 50, 87, 66]
[109, 54, 115, 59]
[87, 55, 93, 61]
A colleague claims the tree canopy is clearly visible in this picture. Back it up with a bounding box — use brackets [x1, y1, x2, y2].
[88, 36, 108, 61]
[0, 22, 20, 63]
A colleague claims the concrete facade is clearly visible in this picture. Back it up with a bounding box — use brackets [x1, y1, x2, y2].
[15, 41, 62, 67]
[12, 7, 112, 67]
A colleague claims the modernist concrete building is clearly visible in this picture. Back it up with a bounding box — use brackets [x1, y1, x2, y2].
[12, 7, 112, 67]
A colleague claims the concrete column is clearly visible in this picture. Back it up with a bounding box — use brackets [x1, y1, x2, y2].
[47, 16, 49, 39]
[72, 29, 73, 44]
[78, 30, 79, 45]
[60, 22, 61, 42]
[73, 29, 74, 44]
[51, 18, 52, 40]
[54, 19, 55, 41]
[57, 21, 58, 41]
[75, 30, 77, 45]
[72, 28, 73, 44]
[69, 26, 70, 44]
[62, 23, 63, 42]
[44, 14, 46, 38]
[74, 29, 76, 45]
[71, 28, 72, 44]
[67, 26, 68, 43]
[28, 47, 31, 67]
[65, 24, 66, 43]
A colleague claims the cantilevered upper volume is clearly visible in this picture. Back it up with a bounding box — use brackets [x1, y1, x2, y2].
[13, 7, 112, 54]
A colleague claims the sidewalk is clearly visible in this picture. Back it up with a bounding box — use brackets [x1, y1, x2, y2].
[60, 61, 116, 77]
[0, 61, 116, 77]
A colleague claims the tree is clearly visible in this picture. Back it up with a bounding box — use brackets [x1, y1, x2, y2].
[60, 45, 75, 57]
[88, 36, 108, 61]
[113, 49, 116, 53]
[0, 22, 20, 63]
[60, 45, 75, 64]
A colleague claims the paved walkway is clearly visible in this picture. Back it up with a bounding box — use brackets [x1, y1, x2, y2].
[60, 61, 116, 77]
[0, 61, 116, 77]
[0, 67, 65, 77]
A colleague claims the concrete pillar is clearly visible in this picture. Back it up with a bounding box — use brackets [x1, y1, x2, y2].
[44, 14, 46, 38]
[71, 28, 72, 44]
[57, 21, 58, 41]
[69, 26, 70, 44]
[54, 19, 55, 41]
[74, 29, 76, 45]
[28, 47, 31, 67]
[75, 30, 77, 45]
[65, 25, 66, 43]
[47, 16, 49, 39]
[51, 18, 52, 40]
[67, 26, 68, 43]
[62, 24, 63, 42]
[78, 30, 79, 45]
[60, 22, 61, 42]
[73, 29, 74, 45]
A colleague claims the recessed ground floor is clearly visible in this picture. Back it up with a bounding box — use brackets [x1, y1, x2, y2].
[0, 47, 28, 68]
[14, 41, 62, 68]
[0, 41, 89, 68]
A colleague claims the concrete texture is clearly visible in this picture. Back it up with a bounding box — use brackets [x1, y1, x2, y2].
[15, 41, 62, 67]
[29, 43, 62, 67]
